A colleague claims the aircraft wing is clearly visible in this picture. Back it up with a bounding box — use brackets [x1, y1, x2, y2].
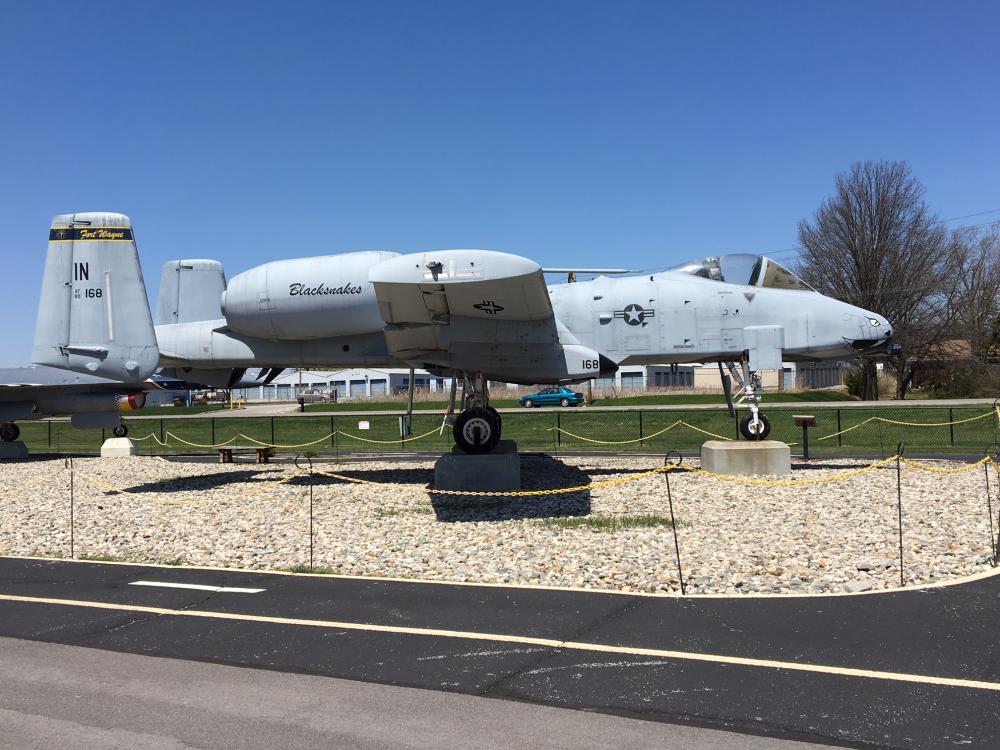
[369, 250, 616, 383]
[0, 366, 147, 425]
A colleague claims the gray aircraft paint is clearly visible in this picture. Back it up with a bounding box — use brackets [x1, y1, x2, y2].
[33, 213, 159, 382]
[33, 214, 891, 389]
[156, 260, 227, 325]
[0, 365, 144, 429]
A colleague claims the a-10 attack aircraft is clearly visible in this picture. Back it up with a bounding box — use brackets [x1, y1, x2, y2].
[32, 212, 894, 453]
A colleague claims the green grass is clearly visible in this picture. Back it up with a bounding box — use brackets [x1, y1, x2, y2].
[284, 565, 342, 575]
[586, 391, 856, 406]
[545, 514, 676, 531]
[134, 404, 228, 414]
[302, 389, 854, 412]
[77, 553, 127, 563]
[18, 403, 998, 456]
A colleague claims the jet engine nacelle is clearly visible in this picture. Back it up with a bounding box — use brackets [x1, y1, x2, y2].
[220, 252, 398, 340]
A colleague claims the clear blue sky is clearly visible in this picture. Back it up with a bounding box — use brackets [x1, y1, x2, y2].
[1, 1, 998, 365]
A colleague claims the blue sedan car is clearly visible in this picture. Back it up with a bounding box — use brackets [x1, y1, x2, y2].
[519, 386, 585, 408]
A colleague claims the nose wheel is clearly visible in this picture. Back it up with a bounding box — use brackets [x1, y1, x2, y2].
[739, 413, 771, 440]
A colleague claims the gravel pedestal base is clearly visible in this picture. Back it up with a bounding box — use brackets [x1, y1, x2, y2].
[701, 440, 791, 476]
[0, 441, 28, 459]
[435, 440, 520, 491]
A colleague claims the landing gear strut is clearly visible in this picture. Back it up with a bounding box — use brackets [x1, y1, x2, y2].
[450, 372, 501, 454]
[0, 422, 20, 442]
[722, 359, 771, 441]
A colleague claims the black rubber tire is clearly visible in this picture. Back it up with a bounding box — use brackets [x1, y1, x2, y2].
[453, 408, 501, 454]
[560, 398, 571, 407]
[113, 424, 129, 438]
[485, 406, 502, 431]
[523, 399, 534, 408]
[739, 414, 771, 440]
[0, 423, 20, 442]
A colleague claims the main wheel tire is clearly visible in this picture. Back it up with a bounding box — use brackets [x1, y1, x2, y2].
[113, 424, 129, 438]
[739, 414, 771, 440]
[453, 408, 501, 454]
[0, 423, 20, 442]
[523, 399, 534, 408]
[560, 398, 571, 407]
[485, 406, 502, 431]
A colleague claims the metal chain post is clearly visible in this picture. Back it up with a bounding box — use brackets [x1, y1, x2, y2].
[65, 457, 74, 559]
[662, 451, 685, 595]
[896, 441, 905, 587]
[984, 454, 996, 566]
[295, 454, 315, 571]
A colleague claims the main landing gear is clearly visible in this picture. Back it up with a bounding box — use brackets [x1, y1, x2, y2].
[720, 359, 772, 441]
[113, 423, 129, 438]
[448, 372, 502, 454]
[0, 422, 20, 442]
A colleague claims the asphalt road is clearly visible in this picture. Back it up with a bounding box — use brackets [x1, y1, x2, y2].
[1, 557, 999, 748]
[0, 637, 827, 750]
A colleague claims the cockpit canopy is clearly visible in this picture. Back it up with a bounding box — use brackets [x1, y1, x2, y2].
[668, 253, 815, 291]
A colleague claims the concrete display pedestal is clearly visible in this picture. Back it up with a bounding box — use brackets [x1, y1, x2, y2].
[434, 440, 521, 492]
[0, 441, 29, 459]
[101, 437, 139, 458]
[701, 440, 791, 476]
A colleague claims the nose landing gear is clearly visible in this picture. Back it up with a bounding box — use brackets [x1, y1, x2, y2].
[722, 359, 772, 441]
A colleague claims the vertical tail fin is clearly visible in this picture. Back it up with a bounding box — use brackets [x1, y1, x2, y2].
[155, 259, 227, 325]
[32, 212, 159, 382]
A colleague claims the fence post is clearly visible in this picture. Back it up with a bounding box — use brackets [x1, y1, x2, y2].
[47, 420, 51, 448]
[896, 441, 905, 587]
[271, 416, 275, 445]
[949, 408, 955, 447]
[295, 454, 314, 571]
[662, 451, 685, 595]
[65, 457, 74, 559]
[211, 418, 216, 446]
[330, 416, 335, 448]
[639, 411, 644, 447]
[555, 412, 561, 453]
[985, 457, 996, 567]
[836, 409, 842, 447]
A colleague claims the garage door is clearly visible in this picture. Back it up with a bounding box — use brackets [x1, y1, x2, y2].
[350, 380, 367, 398]
[621, 372, 644, 390]
[370, 379, 387, 396]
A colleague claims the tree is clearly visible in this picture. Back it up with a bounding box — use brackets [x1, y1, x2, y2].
[796, 161, 950, 399]
[948, 226, 1000, 362]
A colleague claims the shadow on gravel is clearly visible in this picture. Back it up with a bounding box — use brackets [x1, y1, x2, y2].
[289, 467, 434, 485]
[429, 454, 592, 523]
[119, 469, 283, 493]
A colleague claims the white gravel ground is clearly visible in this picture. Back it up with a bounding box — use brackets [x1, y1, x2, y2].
[1, 454, 997, 595]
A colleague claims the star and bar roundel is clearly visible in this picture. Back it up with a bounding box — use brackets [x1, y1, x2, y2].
[614, 303, 655, 327]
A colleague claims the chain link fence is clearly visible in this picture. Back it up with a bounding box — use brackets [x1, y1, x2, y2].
[12, 404, 1000, 456]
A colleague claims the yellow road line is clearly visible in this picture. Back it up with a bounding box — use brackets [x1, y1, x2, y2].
[0, 592, 997, 692]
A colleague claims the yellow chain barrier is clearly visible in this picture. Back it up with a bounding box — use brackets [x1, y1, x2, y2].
[550, 420, 733, 445]
[335, 427, 441, 445]
[131, 427, 443, 450]
[900, 455, 994, 474]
